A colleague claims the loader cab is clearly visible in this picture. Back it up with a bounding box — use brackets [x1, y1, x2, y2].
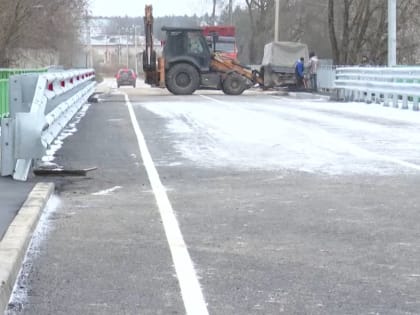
[162, 27, 211, 72]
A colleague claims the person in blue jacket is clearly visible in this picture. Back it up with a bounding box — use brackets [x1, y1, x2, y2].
[295, 57, 305, 89]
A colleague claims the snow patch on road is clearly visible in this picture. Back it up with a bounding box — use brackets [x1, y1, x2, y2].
[140, 97, 420, 175]
[6, 195, 61, 314]
[38, 104, 91, 169]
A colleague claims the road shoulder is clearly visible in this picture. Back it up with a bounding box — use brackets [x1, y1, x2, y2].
[0, 182, 54, 313]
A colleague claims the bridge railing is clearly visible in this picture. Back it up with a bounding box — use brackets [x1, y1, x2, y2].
[0, 68, 48, 118]
[1, 69, 96, 181]
[317, 64, 336, 91]
[334, 66, 420, 110]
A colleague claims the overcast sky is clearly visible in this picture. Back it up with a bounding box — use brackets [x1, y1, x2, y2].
[90, 0, 214, 17]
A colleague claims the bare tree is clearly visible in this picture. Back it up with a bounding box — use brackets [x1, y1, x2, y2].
[328, 0, 420, 65]
[0, 0, 88, 67]
[228, 0, 233, 24]
[220, 0, 419, 64]
[0, 0, 36, 66]
[242, 0, 329, 63]
[245, 0, 274, 63]
[212, 0, 217, 25]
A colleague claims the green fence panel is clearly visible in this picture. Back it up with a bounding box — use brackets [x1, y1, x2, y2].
[0, 68, 48, 118]
[0, 79, 8, 118]
[0, 68, 48, 80]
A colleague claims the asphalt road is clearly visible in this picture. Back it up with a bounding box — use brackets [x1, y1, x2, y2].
[6, 81, 420, 314]
[0, 177, 35, 240]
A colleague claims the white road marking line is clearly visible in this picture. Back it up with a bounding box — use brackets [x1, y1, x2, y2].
[202, 94, 420, 173]
[199, 94, 228, 104]
[124, 94, 209, 315]
[91, 186, 123, 196]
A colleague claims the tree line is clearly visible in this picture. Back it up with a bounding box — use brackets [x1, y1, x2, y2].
[100, 0, 420, 65]
[1, 0, 419, 68]
[227, 0, 420, 65]
[0, 0, 88, 67]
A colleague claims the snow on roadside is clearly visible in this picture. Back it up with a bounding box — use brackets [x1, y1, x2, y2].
[38, 104, 90, 170]
[6, 195, 61, 314]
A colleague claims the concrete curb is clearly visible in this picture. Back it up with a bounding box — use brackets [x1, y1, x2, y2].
[0, 182, 54, 314]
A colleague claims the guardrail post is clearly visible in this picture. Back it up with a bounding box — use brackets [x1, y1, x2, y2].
[384, 93, 390, 107]
[413, 97, 419, 111]
[344, 89, 349, 102]
[392, 93, 398, 108]
[402, 95, 408, 110]
[338, 89, 344, 101]
[0, 118, 14, 176]
[6, 74, 40, 180]
[401, 78, 409, 109]
[355, 90, 361, 102]
[375, 92, 381, 104]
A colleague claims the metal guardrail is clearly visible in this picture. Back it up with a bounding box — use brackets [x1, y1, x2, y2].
[317, 65, 336, 91]
[335, 67, 420, 110]
[0, 68, 48, 117]
[0, 69, 96, 181]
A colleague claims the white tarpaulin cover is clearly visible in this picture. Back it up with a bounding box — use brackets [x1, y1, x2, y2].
[262, 41, 309, 67]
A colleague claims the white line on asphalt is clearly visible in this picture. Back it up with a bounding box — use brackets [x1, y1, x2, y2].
[199, 94, 227, 104]
[124, 94, 209, 315]
[91, 186, 122, 196]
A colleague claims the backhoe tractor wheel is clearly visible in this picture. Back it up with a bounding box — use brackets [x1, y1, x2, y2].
[222, 73, 247, 95]
[166, 63, 200, 95]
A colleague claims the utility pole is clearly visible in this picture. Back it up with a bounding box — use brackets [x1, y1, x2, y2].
[388, 0, 397, 66]
[84, 12, 93, 68]
[212, 0, 216, 26]
[88, 23, 93, 68]
[229, 0, 233, 25]
[118, 29, 121, 65]
[126, 29, 129, 68]
[134, 26, 138, 75]
[274, 0, 280, 42]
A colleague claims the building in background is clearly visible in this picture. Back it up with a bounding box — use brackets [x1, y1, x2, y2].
[87, 35, 161, 73]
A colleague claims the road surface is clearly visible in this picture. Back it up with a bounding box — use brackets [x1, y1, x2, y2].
[7, 80, 420, 314]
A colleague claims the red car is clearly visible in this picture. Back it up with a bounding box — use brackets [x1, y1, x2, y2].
[116, 68, 136, 88]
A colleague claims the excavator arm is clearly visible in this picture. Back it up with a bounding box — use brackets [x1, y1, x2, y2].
[142, 4, 264, 94]
[142, 5, 163, 86]
[210, 53, 264, 86]
[143, 5, 155, 72]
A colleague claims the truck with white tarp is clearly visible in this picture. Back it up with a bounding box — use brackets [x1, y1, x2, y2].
[260, 41, 309, 88]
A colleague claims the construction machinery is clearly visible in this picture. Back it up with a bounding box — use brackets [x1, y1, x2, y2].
[202, 25, 238, 59]
[141, 5, 311, 95]
[261, 41, 309, 88]
[142, 5, 158, 85]
[142, 6, 263, 95]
